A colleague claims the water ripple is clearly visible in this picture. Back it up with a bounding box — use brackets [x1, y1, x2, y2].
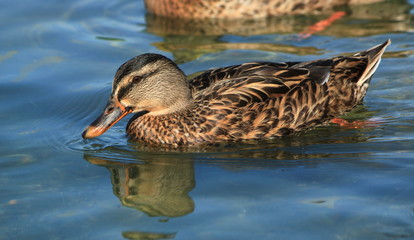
[37, 87, 127, 154]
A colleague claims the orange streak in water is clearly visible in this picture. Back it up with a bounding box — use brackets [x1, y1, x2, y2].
[298, 11, 346, 40]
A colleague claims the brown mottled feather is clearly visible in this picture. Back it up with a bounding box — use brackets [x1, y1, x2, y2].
[84, 40, 390, 146]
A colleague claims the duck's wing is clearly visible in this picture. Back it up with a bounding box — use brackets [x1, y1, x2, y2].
[188, 62, 290, 93]
[189, 65, 331, 140]
[193, 64, 331, 109]
[190, 39, 390, 105]
[194, 75, 290, 109]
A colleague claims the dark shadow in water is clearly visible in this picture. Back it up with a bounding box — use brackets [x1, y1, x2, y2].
[144, 0, 412, 63]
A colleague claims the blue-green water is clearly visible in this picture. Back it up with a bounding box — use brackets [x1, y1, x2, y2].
[2, 0, 414, 239]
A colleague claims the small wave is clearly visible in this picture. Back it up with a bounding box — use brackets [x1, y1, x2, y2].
[36, 87, 136, 154]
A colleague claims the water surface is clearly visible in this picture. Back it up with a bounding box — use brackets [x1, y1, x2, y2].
[1, 0, 414, 239]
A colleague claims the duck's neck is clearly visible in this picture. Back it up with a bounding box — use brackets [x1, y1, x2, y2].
[147, 99, 193, 116]
[126, 108, 198, 146]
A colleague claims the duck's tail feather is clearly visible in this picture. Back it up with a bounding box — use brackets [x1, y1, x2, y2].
[354, 39, 391, 86]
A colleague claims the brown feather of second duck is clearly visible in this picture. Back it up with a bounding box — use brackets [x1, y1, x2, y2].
[82, 40, 390, 146]
[144, 0, 385, 19]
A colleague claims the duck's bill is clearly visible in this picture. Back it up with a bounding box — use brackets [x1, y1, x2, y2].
[82, 101, 132, 139]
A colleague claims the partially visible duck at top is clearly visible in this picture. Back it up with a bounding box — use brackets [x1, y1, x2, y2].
[144, 0, 384, 19]
[82, 40, 390, 147]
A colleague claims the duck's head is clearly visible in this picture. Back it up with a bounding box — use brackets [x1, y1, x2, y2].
[82, 53, 191, 139]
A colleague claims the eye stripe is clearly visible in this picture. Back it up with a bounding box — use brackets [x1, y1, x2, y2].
[117, 85, 131, 101]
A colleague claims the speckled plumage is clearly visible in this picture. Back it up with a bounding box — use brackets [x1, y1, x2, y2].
[83, 40, 390, 147]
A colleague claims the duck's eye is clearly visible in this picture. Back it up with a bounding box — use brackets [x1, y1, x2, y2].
[132, 76, 142, 84]
[105, 107, 114, 114]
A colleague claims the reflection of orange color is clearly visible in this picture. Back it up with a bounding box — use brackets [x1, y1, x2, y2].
[299, 11, 346, 39]
[331, 117, 384, 129]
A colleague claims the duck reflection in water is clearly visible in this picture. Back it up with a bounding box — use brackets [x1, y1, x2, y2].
[85, 155, 195, 218]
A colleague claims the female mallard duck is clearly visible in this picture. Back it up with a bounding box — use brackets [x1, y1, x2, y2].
[83, 40, 390, 146]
